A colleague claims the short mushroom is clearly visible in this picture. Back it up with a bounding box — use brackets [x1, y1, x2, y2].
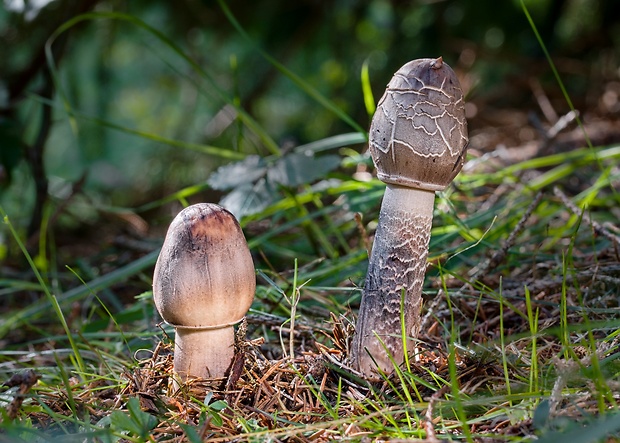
[351, 57, 468, 377]
[153, 203, 255, 381]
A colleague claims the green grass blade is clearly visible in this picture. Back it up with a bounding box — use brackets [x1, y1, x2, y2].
[361, 58, 376, 118]
[44, 11, 280, 156]
[519, 0, 593, 151]
[524, 286, 539, 394]
[0, 249, 159, 338]
[216, 0, 366, 136]
[28, 94, 246, 160]
[498, 282, 512, 405]
[294, 132, 367, 154]
[0, 207, 86, 375]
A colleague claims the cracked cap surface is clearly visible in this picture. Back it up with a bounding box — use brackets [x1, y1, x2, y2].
[369, 57, 469, 191]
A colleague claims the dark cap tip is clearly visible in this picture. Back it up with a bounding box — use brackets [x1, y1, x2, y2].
[430, 56, 443, 70]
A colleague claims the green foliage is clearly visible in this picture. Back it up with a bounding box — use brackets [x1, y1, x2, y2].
[107, 397, 158, 441]
[208, 151, 340, 218]
[536, 411, 620, 443]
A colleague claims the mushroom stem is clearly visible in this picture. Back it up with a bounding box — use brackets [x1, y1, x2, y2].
[351, 184, 435, 377]
[173, 326, 235, 380]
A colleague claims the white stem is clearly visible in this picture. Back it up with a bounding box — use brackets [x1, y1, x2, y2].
[173, 326, 235, 381]
[352, 184, 435, 378]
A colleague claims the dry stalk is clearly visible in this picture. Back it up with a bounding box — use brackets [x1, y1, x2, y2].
[554, 186, 620, 248]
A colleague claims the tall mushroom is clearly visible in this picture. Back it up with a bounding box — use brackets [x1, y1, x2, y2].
[153, 203, 255, 381]
[351, 57, 468, 378]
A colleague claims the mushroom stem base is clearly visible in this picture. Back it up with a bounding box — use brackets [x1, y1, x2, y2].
[173, 326, 235, 381]
[352, 185, 435, 378]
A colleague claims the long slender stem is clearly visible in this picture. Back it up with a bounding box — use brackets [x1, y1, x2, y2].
[351, 185, 435, 377]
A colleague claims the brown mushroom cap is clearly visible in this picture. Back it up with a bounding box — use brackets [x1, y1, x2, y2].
[369, 57, 468, 191]
[153, 203, 255, 329]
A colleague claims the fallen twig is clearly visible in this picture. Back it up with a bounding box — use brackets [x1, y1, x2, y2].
[424, 385, 450, 442]
[554, 186, 620, 248]
[1, 369, 40, 422]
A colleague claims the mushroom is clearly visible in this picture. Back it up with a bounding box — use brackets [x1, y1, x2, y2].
[351, 57, 468, 377]
[153, 203, 255, 381]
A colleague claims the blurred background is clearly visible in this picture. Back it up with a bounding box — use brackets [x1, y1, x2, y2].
[1, 0, 619, 264]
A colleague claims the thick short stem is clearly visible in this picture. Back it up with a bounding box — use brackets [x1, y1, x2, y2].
[173, 326, 235, 381]
[351, 184, 435, 378]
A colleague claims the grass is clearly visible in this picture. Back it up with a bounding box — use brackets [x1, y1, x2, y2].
[2, 4, 620, 442]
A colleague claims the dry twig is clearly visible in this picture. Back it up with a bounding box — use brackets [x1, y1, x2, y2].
[554, 186, 620, 248]
[1, 370, 40, 422]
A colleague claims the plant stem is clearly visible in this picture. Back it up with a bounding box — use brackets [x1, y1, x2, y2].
[289, 258, 298, 360]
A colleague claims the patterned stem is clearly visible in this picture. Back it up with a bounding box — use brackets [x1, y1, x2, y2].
[351, 185, 434, 378]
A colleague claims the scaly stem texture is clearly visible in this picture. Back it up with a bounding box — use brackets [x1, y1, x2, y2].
[351, 185, 434, 377]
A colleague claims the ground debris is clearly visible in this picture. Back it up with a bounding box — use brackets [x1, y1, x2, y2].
[108, 316, 525, 442]
[0, 369, 39, 423]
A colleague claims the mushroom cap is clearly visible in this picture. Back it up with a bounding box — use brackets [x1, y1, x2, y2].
[153, 203, 255, 328]
[369, 57, 468, 191]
